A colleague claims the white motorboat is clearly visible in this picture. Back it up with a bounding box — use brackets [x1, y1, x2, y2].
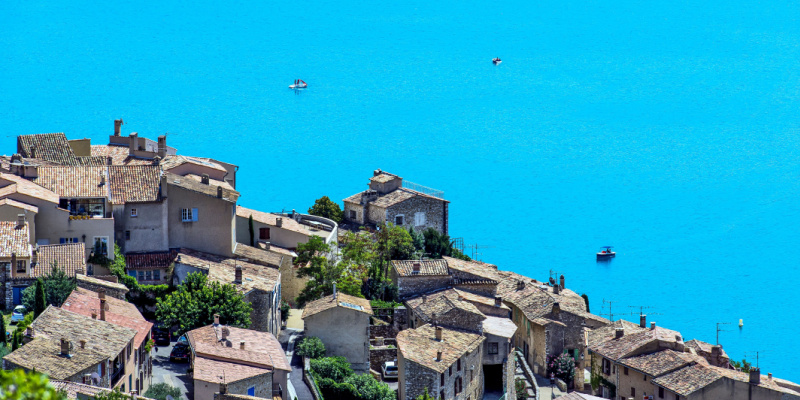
[492, 58, 502, 65]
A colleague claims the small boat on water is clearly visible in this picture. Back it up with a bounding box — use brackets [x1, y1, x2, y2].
[492, 57, 502, 65]
[289, 79, 308, 89]
[597, 246, 616, 259]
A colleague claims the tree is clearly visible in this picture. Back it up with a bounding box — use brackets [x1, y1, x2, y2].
[346, 373, 395, 400]
[731, 358, 752, 372]
[407, 226, 425, 254]
[296, 236, 349, 306]
[143, 383, 182, 400]
[296, 336, 326, 358]
[280, 300, 291, 322]
[34, 278, 46, 318]
[0, 310, 7, 346]
[0, 369, 66, 400]
[308, 196, 344, 223]
[248, 215, 255, 247]
[22, 264, 76, 311]
[155, 272, 252, 336]
[581, 293, 590, 313]
[416, 388, 435, 400]
[420, 228, 470, 261]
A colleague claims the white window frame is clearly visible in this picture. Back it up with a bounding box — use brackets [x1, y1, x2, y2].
[394, 214, 404, 225]
[130, 208, 138, 218]
[414, 212, 426, 226]
[92, 236, 109, 258]
[181, 208, 198, 222]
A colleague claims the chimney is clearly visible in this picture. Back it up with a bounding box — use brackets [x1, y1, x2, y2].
[99, 171, 106, 186]
[768, 372, 772, 380]
[553, 282, 560, 295]
[220, 382, 228, 394]
[711, 345, 723, 366]
[26, 327, 33, 337]
[750, 368, 761, 384]
[60, 338, 71, 357]
[152, 155, 161, 165]
[552, 302, 561, 317]
[333, 282, 337, 299]
[17, 214, 25, 228]
[436, 350, 442, 361]
[98, 289, 106, 300]
[201, 174, 210, 185]
[435, 326, 443, 341]
[157, 135, 167, 158]
[107, 156, 112, 166]
[559, 274, 565, 289]
[640, 314, 647, 328]
[216, 186, 223, 198]
[495, 296, 502, 307]
[128, 132, 138, 155]
[214, 314, 220, 325]
[221, 327, 229, 341]
[91, 312, 97, 319]
[276, 218, 283, 228]
[615, 328, 624, 339]
[516, 280, 524, 290]
[80, 339, 87, 349]
[100, 299, 107, 321]
[240, 341, 246, 350]
[422, 295, 427, 303]
[30, 145, 36, 158]
[650, 322, 656, 330]
[264, 242, 270, 250]
[114, 119, 123, 136]
[234, 265, 242, 284]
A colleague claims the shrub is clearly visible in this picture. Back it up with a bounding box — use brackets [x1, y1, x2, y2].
[310, 356, 352, 381]
[297, 336, 326, 359]
[547, 352, 575, 384]
[144, 382, 183, 400]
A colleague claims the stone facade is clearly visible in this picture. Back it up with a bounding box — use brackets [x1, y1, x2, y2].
[76, 275, 128, 300]
[244, 286, 281, 335]
[392, 272, 453, 299]
[370, 344, 397, 372]
[398, 343, 484, 400]
[385, 195, 447, 235]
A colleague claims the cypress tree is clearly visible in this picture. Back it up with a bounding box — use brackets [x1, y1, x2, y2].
[248, 215, 255, 247]
[581, 293, 590, 313]
[12, 331, 21, 350]
[0, 313, 6, 346]
[34, 278, 46, 318]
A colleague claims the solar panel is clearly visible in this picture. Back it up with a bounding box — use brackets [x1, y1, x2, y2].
[340, 301, 363, 311]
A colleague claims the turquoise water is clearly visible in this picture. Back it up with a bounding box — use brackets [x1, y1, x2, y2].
[2, 0, 800, 380]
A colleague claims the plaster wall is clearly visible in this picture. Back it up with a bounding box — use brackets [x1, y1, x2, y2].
[165, 185, 235, 257]
[305, 306, 370, 371]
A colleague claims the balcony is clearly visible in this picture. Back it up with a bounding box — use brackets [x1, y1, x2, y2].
[110, 366, 124, 388]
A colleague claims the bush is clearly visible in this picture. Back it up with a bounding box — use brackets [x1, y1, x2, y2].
[281, 300, 291, 322]
[310, 356, 352, 381]
[297, 337, 326, 359]
[547, 352, 575, 384]
[144, 382, 183, 400]
[369, 299, 402, 309]
[310, 357, 395, 400]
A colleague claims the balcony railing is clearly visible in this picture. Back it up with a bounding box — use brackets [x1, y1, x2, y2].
[109, 366, 124, 388]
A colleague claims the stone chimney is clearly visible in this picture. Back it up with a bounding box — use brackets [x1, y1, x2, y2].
[495, 296, 502, 307]
[516, 280, 524, 290]
[768, 372, 772, 380]
[559, 274, 565, 289]
[553, 282, 560, 295]
[60, 338, 71, 357]
[750, 368, 761, 384]
[640, 314, 647, 328]
[234, 265, 242, 284]
[98, 289, 106, 300]
[276, 218, 283, 228]
[114, 119, 123, 136]
[17, 214, 25, 228]
[436, 350, 442, 361]
[100, 299, 107, 321]
[240, 341, 246, 350]
[99, 171, 106, 186]
[711, 345, 723, 367]
[201, 173, 210, 185]
[128, 132, 138, 155]
[552, 302, 561, 318]
[221, 327, 229, 341]
[214, 314, 220, 325]
[91, 312, 97, 319]
[615, 328, 624, 339]
[80, 339, 87, 349]
[650, 322, 656, 330]
[435, 326, 443, 341]
[157, 135, 167, 158]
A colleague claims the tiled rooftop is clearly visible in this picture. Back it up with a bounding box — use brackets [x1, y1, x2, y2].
[684, 339, 729, 359]
[0, 197, 39, 213]
[0, 221, 31, 258]
[29, 306, 136, 360]
[443, 256, 500, 281]
[184, 173, 235, 190]
[193, 355, 272, 384]
[397, 324, 484, 374]
[302, 292, 373, 319]
[391, 259, 449, 276]
[160, 155, 228, 173]
[369, 172, 400, 183]
[0, 172, 60, 203]
[186, 324, 290, 372]
[618, 349, 706, 377]
[61, 287, 152, 348]
[51, 380, 155, 400]
[233, 243, 284, 268]
[236, 206, 334, 238]
[33, 166, 109, 198]
[33, 243, 86, 278]
[108, 165, 161, 203]
[90, 145, 156, 166]
[165, 172, 239, 203]
[343, 187, 449, 207]
[125, 251, 177, 270]
[176, 248, 280, 295]
[587, 319, 645, 349]
[482, 316, 517, 338]
[406, 288, 508, 312]
[17, 133, 106, 166]
[3, 338, 107, 380]
[590, 325, 683, 361]
[76, 274, 129, 292]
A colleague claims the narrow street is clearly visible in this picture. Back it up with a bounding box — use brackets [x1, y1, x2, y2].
[279, 327, 314, 400]
[151, 340, 193, 399]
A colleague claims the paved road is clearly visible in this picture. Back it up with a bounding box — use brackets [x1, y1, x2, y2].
[152, 340, 193, 400]
[280, 329, 314, 400]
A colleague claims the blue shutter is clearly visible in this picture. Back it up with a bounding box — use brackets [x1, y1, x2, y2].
[60, 238, 65, 244]
[73, 238, 79, 243]
[248, 387, 255, 396]
[192, 208, 199, 222]
[129, 270, 136, 278]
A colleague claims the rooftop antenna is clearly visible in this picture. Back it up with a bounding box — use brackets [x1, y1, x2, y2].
[744, 351, 766, 369]
[600, 299, 619, 322]
[468, 243, 493, 261]
[548, 269, 564, 285]
[628, 305, 662, 318]
[451, 237, 465, 255]
[716, 322, 731, 345]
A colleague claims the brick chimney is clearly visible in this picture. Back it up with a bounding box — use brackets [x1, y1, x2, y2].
[128, 132, 138, 155]
[435, 326, 443, 341]
[240, 341, 246, 350]
[422, 295, 427, 303]
[750, 368, 761, 384]
[60, 338, 71, 357]
[114, 119, 123, 136]
[234, 265, 242, 284]
[201, 174, 210, 185]
[650, 322, 656, 330]
[157, 135, 167, 158]
[615, 328, 624, 339]
[98, 289, 106, 300]
[559, 274, 565, 289]
[17, 214, 25, 228]
[640, 314, 647, 328]
[276, 218, 283, 228]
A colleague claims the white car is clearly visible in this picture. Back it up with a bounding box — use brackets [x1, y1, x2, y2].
[382, 361, 398, 380]
[10, 305, 26, 324]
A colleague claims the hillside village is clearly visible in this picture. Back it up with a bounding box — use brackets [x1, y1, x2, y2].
[1, 120, 799, 400]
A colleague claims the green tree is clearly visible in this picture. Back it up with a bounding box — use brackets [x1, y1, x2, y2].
[34, 278, 46, 318]
[280, 299, 291, 322]
[415, 388, 435, 400]
[407, 226, 425, 254]
[346, 373, 395, 400]
[22, 264, 76, 311]
[143, 383, 182, 400]
[0, 369, 66, 400]
[248, 214, 255, 247]
[296, 236, 352, 306]
[308, 196, 344, 223]
[731, 358, 752, 373]
[581, 293, 590, 313]
[155, 272, 252, 336]
[296, 336, 326, 358]
[311, 356, 354, 382]
[11, 331, 21, 351]
[0, 310, 7, 346]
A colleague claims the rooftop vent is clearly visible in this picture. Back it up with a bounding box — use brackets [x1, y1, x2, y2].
[201, 174, 210, 185]
[214, 314, 220, 326]
[436, 350, 442, 361]
[60, 338, 72, 358]
[435, 326, 443, 341]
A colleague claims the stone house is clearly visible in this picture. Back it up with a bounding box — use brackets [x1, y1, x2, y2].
[343, 170, 449, 235]
[61, 287, 154, 395]
[390, 259, 453, 299]
[652, 363, 800, 400]
[76, 274, 129, 300]
[302, 291, 373, 371]
[684, 339, 732, 368]
[186, 321, 290, 400]
[397, 324, 485, 400]
[3, 306, 138, 392]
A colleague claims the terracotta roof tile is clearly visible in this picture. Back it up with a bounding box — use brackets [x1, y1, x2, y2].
[391, 259, 449, 276]
[76, 274, 129, 293]
[33, 166, 109, 198]
[108, 165, 161, 203]
[0, 172, 60, 203]
[17, 133, 105, 166]
[482, 316, 517, 338]
[125, 251, 177, 270]
[176, 248, 280, 295]
[397, 324, 484, 374]
[61, 287, 152, 348]
[587, 320, 645, 348]
[186, 325, 290, 372]
[3, 338, 107, 380]
[29, 306, 136, 360]
[302, 293, 373, 319]
[406, 288, 508, 313]
[590, 326, 683, 361]
[233, 243, 284, 268]
[33, 243, 86, 278]
[90, 145, 155, 166]
[193, 355, 272, 384]
[165, 172, 239, 203]
[0, 221, 31, 258]
[618, 349, 707, 377]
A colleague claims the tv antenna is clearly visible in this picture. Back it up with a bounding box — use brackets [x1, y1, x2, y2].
[744, 351, 766, 369]
[548, 270, 564, 286]
[468, 243, 493, 261]
[716, 322, 731, 345]
[451, 237, 465, 254]
[628, 305, 662, 318]
[600, 299, 619, 321]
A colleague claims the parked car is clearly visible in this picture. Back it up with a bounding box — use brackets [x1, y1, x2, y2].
[152, 324, 171, 346]
[10, 305, 26, 324]
[176, 334, 189, 346]
[382, 360, 398, 380]
[169, 343, 190, 362]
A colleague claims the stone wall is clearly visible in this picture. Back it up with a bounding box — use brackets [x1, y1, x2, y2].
[385, 195, 447, 235]
[396, 275, 452, 299]
[278, 256, 306, 307]
[452, 281, 497, 297]
[224, 372, 272, 399]
[245, 289, 280, 336]
[370, 346, 397, 372]
[370, 324, 396, 340]
[76, 275, 128, 300]
[432, 308, 485, 333]
[398, 356, 437, 400]
[398, 339, 484, 400]
[503, 350, 516, 399]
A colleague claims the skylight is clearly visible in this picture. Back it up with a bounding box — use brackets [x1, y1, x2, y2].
[340, 301, 363, 311]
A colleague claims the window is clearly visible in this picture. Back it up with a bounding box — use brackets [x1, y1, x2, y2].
[414, 212, 426, 226]
[488, 342, 499, 354]
[395, 215, 404, 225]
[449, 365, 452, 376]
[92, 237, 109, 257]
[145, 271, 152, 281]
[441, 373, 444, 386]
[181, 208, 198, 222]
[644, 375, 647, 381]
[16, 261, 25, 273]
[349, 210, 356, 219]
[454, 377, 462, 395]
[125, 231, 131, 240]
[260, 227, 270, 240]
[60, 237, 79, 244]
[247, 386, 255, 396]
[659, 387, 664, 398]
[631, 387, 635, 398]
[131, 208, 138, 217]
[153, 270, 160, 281]
[138, 271, 145, 281]
[457, 358, 461, 371]
[624, 366, 628, 375]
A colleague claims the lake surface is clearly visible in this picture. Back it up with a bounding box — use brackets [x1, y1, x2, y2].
[2, 0, 799, 380]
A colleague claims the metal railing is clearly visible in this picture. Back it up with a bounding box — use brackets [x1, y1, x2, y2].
[403, 180, 445, 199]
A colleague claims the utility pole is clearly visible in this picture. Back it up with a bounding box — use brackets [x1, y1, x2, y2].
[716, 322, 731, 345]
